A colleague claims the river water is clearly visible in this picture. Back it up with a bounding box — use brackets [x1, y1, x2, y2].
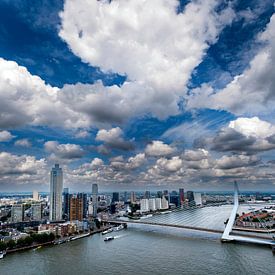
[0, 205, 275, 275]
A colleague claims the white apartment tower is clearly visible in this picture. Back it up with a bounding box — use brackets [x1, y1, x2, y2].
[50, 164, 63, 221]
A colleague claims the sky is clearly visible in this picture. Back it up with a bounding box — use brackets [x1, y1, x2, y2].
[0, 0, 275, 192]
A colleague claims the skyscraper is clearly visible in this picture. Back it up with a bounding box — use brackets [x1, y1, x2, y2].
[50, 164, 63, 221]
[170, 191, 179, 207]
[92, 184, 98, 218]
[144, 191, 150, 199]
[179, 188, 185, 205]
[112, 192, 119, 202]
[124, 191, 128, 203]
[130, 191, 136, 203]
[187, 191, 195, 207]
[78, 193, 88, 218]
[70, 195, 83, 221]
[63, 188, 71, 220]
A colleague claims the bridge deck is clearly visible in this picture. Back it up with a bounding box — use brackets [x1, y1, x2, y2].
[230, 235, 275, 246]
[108, 219, 224, 234]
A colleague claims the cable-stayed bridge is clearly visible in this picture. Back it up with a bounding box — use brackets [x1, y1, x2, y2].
[105, 183, 275, 248]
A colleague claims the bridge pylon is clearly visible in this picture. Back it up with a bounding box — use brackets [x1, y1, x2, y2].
[221, 181, 239, 242]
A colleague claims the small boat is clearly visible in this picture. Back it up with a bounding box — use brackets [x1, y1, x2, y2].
[102, 228, 113, 235]
[33, 245, 42, 251]
[114, 225, 124, 232]
[104, 236, 114, 242]
[0, 252, 4, 259]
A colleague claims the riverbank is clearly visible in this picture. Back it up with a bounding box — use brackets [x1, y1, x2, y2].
[3, 225, 113, 256]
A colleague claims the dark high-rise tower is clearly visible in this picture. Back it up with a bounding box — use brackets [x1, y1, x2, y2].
[179, 188, 185, 205]
[50, 164, 63, 221]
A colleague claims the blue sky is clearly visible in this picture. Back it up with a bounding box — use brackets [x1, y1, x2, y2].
[0, 0, 275, 192]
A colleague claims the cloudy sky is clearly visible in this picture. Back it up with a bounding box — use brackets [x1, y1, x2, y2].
[0, 0, 275, 192]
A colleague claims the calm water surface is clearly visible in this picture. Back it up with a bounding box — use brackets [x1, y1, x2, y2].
[0, 226, 274, 275]
[1, 205, 275, 275]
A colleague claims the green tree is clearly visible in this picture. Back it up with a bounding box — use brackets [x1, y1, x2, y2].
[24, 236, 34, 246]
[7, 239, 16, 249]
[0, 242, 7, 251]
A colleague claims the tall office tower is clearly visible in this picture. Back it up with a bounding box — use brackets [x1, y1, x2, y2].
[33, 190, 39, 201]
[63, 188, 71, 220]
[179, 188, 185, 205]
[194, 193, 202, 206]
[124, 191, 128, 203]
[31, 203, 42, 221]
[78, 193, 88, 218]
[144, 191, 150, 199]
[70, 196, 83, 221]
[50, 164, 63, 221]
[112, 192, 119, 202]
[170, 191, 179, 207]
[11, 204, 25, 222]
[163, 190, 169, 202]
[92, 184, 98, 218]
[187, 191, 195, 207]
[157, 191, 163, 198]
[130, 191, 136, 203]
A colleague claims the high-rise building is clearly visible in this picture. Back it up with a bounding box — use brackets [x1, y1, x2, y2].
[155, 198, 162, 210]
[32, 203, 42, 221]
[194, 193, 202, 206]
[144, 191, 150, 199]
[124, 191, 128, 203]
[179, 188, 185, 205]
[70, 195, 83, 221]
[149, 198, 156, 211]
[163, 190, 169, 202]
[112, 192, 119, 202]
[140, 199, 149, 213]
[170, 191, 179, 207]
[50, 164, 63, 221]
[161, 196, 169, 209]
[187, 191, 195, 207]
[33, 190, 39, 201]
[130, 191, 136, 203]
[63, 188, 71, 220]
[78, 193, 88, 218]
[92, 184, 98, 218]
[88, 202, 93, 217]
[11, 204, 25, 222]
[110, 202, 116, 214]
[157, 191, 163, 198]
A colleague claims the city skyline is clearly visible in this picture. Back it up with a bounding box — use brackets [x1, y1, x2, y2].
[0, 1, 275, 192]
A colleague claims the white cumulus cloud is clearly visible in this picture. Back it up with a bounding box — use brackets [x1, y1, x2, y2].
[0, 130, 15, 142]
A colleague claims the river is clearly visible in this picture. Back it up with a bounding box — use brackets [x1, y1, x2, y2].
[0, 204, 274, 275]
[0, 226, 275, 274]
